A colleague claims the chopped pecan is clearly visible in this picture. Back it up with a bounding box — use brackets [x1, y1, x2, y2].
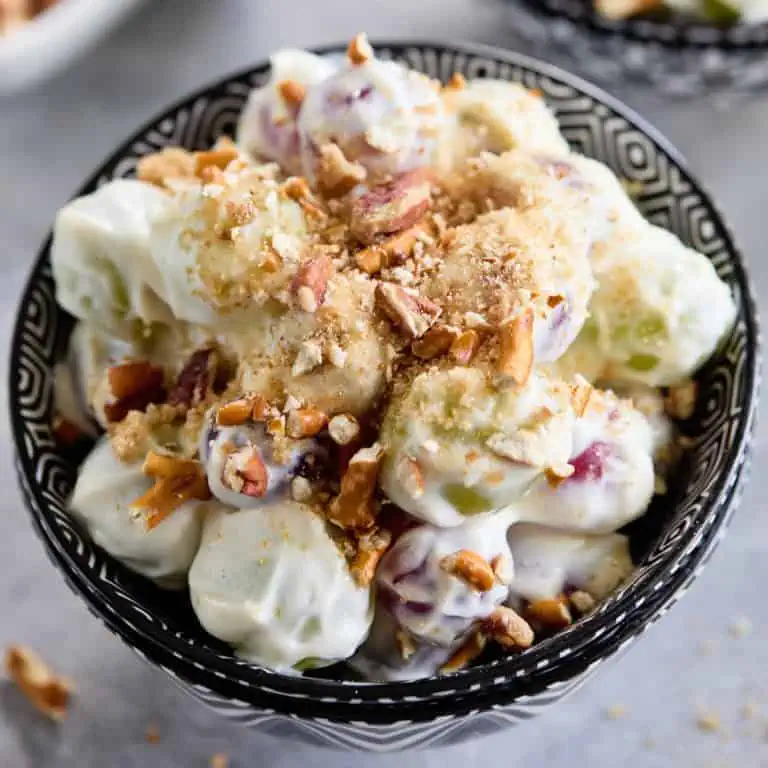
[167, 348, 219, 407]
[328, 413, 360, 445]
[350, 169, 433, 244]
[317, 143, 366, 197]
[291, 251, 334, 313]
[411, 325, 458, 359]
[328, 443, 383, 530]
[278, 79, 306, 108]
[350, 527, 392, 587]
[347, 32, 373, 65]
[286, 405, 328, 438]
[450, 329, 480, 365]
[497, 308, 534, 385]
[4, 645, 72, 721]
[440, 549, 496, 592]
[483, 606, 534, 649]
[104, 361, 166, 424]
[375, 283, 441, 339]
[526, 597, 572, 630]
[665, 379, 698, 421]
[137, 147, 195, 188]
[440, 631, 487, 674]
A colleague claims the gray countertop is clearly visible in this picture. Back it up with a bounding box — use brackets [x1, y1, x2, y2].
[1, 1, 767, 765]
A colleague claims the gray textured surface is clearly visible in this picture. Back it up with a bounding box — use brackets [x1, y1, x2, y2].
[0, 1, 767, 765]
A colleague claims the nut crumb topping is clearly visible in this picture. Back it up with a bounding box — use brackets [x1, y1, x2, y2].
[137, 147, 195, 188]
[376, 283, 441, 339]
[4, 645, 72, 721]
[440, 549, 496, 592]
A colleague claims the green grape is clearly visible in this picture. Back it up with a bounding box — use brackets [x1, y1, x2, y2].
[636, 314, 667, 343]
[442, 484, 493, 516]
[627, 353, 660, 372]
[294, 657, 326, 671]
[702, 0, 740, 23]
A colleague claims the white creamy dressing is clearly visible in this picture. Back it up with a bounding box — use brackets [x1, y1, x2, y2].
[69, 438, 207, 588]
[51, 179, 174, 339]
[188, 501, 372, 670]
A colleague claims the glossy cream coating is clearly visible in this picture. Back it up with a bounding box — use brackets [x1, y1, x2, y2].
[506, 523, 633, 603]
[69, 438, 207, 588]
[51, 179, 174, 339]
[379, 366, 577, 527]
[515, 388, 655, 533]
[188, 501, 372, 670]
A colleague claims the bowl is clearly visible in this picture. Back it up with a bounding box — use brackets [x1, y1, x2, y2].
[10, 41, 760, 751]
[503, 0, 768, 94]
[0, 0, 147, 94]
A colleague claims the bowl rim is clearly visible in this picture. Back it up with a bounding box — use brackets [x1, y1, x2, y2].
[9, 39, 761, 719]
[518, 0, 768, 49]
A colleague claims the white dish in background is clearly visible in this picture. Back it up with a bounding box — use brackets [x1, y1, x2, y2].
[0, 0, 146, 94]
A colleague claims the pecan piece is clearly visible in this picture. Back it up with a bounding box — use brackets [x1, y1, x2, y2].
[375, 283, 441, 339]
[526, 597, 572, 630]
[440, 549, 496, 592]
[355, 222, 430, 275]
[104, 361, 166, 424]
[291, 251, 334, 313]
[167, 348, 219, 407]
[350, 169, 433, 244]
[328, 443, 383, 530]
[483, 606, 534, 649]
[497, 308, 534, 385]
[349, 527, 392, 587]
[440, 631, 487, 674]
[4, 645, 72, 721]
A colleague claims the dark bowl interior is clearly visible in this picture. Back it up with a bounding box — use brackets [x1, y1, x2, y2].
[520, 0, 768, 47]
[10, 41, 760, 725]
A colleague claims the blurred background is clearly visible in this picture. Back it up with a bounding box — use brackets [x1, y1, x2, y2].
[0, 0, 766, 766]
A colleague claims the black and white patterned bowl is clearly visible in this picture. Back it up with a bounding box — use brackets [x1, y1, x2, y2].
[9, 42, 760, 751]
[504, 0, 768, 94]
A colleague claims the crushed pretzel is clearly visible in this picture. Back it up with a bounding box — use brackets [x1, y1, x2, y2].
[570, 375, 593, 418]
[349, 527, 392, 586]
[526, 597, 572, 629]
[450, 329, 480, 365]
[440, 631, 487, 673]
[194, 146, 240, 178]
[483, 606, 534, 649]
[376, 283, 441, 339]
[4, 645, 72, 721]
[132, 456, 210, 529]
[211, 755, 229, 768]
[286, 405, 328, 438]
[347, 32, 373, 65]
[328, 443, 383, 530]
[317, 143, 366, 197]
[497, 308, 534, 385]
[444, 72, 466, 91]
[217, 398, 256, 426]
[490, 553, 514, 586]
[665, 380, 698, 421]
[440, 550, 496, 592]
[411, 325, 458, 359]
[395, 628, 417, 660]
[278, 79, 306, 108]
[328, 413, 360, 445]
[545, 463, 575, 489]
[137, 147, 195, 188]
